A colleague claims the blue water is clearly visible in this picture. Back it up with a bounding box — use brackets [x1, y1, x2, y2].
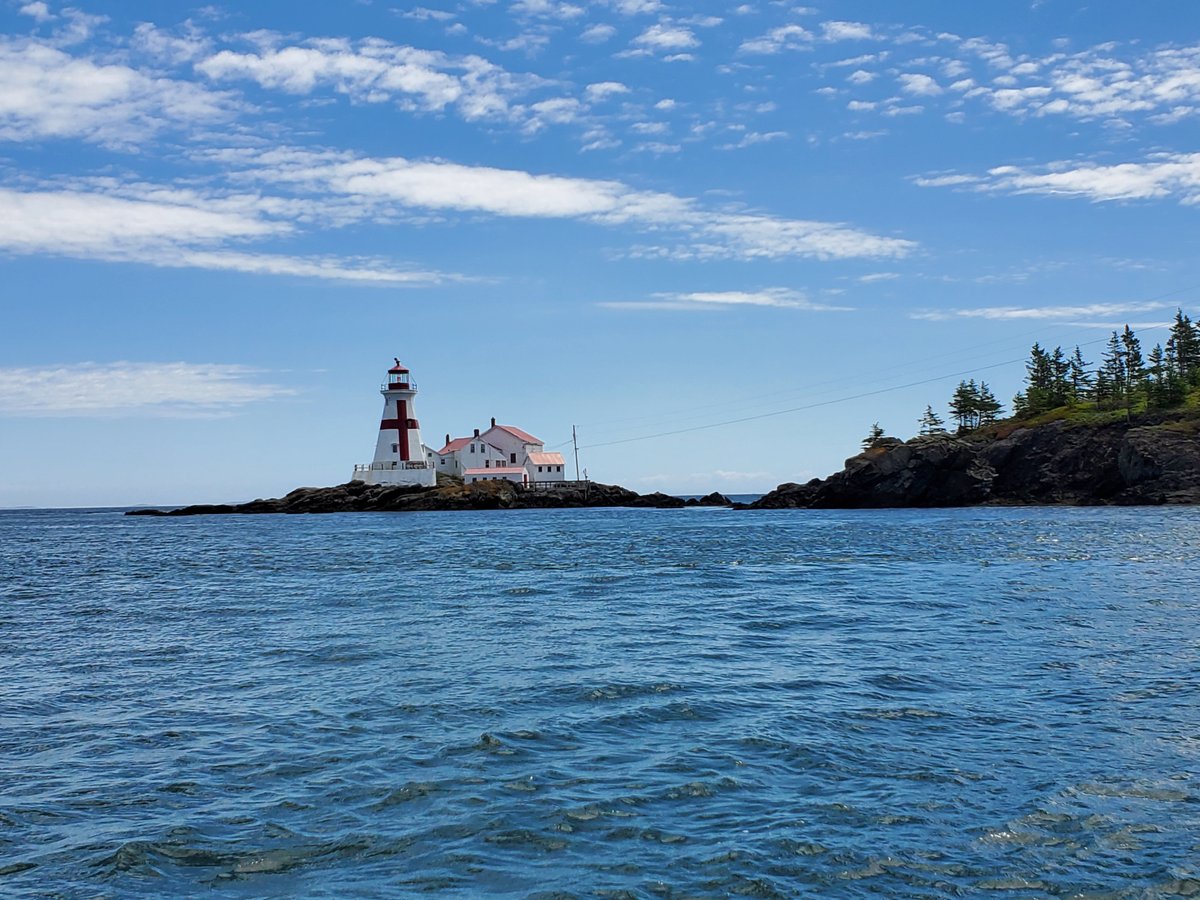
[3, 506, 1200, 897]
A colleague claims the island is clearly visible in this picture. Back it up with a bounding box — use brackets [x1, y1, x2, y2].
[125, 480, 733, 516]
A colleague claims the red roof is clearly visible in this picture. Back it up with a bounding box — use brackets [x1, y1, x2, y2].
[487, 424, 542, 445]
[387, 359, 409, 374]
[464, 467, 526, 476]
[527, 452, 565, 466]
[437, 437, 471, 455]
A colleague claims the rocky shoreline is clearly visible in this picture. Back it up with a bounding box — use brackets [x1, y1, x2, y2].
[127, 413, 1200, 516]
[125, 480, 733, 516]
[747, 413, 1200, 509]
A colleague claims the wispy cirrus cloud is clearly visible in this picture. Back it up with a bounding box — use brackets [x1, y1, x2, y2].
[0, 362, 293, 417]
[911, 301, 1169, 322]
[915, 153, 1200, 204]
[210, 146, 915, 261]
[600, 288, 852, 311]
[0, 186, 453, 284]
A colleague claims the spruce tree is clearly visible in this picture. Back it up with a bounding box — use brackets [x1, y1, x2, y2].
[1050, 346, 1071, 407]
[918, 405, 946, 435]
[1068, 346, 1093, 402]
[949, 380, 981, 433]
[862, 422, 886, 450]
[1099, 331, 1127, 408]
[1121, 325, 1146, 412]
[1167, 309, 1200, 385]
[977, 382, 1003, 426]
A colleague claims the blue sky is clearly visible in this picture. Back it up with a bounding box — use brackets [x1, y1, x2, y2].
[3, 0, 1200, 506]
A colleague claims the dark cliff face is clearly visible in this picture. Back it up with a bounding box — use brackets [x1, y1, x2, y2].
[752, 417, 1200, 509]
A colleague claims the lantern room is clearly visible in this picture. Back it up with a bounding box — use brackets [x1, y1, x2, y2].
[386, 359, 411, 390]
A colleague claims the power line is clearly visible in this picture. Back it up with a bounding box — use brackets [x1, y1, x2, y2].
[572, 283, 1200, 434]
[579, 322, 1173, 451]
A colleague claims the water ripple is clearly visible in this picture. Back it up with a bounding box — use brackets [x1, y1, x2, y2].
[2, 505, 1199, 896]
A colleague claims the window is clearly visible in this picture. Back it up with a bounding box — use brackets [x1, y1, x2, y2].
[391, 443, 398, 452]
[538, 466, 543, 472]
[557, 466, 562, 472]
[510, 452, 517, 463]
[470, 444, 476, 453]
[485, 460, 490, 468]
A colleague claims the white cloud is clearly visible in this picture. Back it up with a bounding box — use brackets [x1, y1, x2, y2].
[937, 35, 1200, 124]
[0, 362, 293, 417]
[132, 23, 211, 64]
[630, 120, 668, 134]
[601, 288, 852, 311]
[220, 147, 916, 261]
[402, 7, 457, 22]
[911, 301, 1169, 322]
[632, 23, 698, 52]
[847, 68, 874, 85]
[18, 2, 54, 22]
[612, 0, 662, 13]
[738, 24, 811, 55]
[632, 140, 680, 153]
[720, 130, 788, 149]
[898, 72, 941, 95]
[920, 153, 1200, 204]
[821, 21, 875, 42]
[580, 23, 617, 43]
[196, 36, 546, 126]
[585, 80, 629, 100]
[0, 186, 450, 284]
[912, 172, 979, 188]
[511, 0, 585, 19]
[0, 38, 236, 146]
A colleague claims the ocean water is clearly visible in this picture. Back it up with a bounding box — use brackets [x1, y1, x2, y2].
[3, 505, 1199, 897]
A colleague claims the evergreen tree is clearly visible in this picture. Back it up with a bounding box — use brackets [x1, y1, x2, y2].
[1122, 325, 1146, 409]
[976, 382, 1003, 426]
[918, 405, 946, 435]
[949, 380, 981, 433]
[1012, 389, 1030, 419]
[1017, 342, 1070, 415]
[1068, 346, 1093, 401]
[1050, 346, 1071, 406]
[1167, 309, 1200, 385]
[1147, 342, 1186, 408]
[862, 422, 886, 450]
[1098, 331, 1127, 408]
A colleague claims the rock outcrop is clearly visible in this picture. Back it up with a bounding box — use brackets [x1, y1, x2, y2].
[750, 415, 1200, 509]
[684, 491, 732, 507]
[126, 479, 689, 516]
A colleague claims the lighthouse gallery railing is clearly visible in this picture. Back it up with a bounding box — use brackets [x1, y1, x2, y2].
[352, 461, 432, 472]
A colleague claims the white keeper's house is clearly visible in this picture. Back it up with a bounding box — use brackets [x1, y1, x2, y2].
[351, 357, 568, 488]
[437, 419, 567, 486]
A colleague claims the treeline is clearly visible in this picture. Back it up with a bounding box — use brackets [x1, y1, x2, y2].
[893, 308, 1200, 441]
[1013, 310, 1200, 418]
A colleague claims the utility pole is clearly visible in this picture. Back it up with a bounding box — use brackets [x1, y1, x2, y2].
[572, 425, 581, 481]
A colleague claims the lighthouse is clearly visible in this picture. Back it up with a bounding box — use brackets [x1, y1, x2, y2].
[350, 358, 437, 487]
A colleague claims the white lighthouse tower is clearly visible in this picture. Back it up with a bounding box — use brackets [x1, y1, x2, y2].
[350, 358, 437, 487]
